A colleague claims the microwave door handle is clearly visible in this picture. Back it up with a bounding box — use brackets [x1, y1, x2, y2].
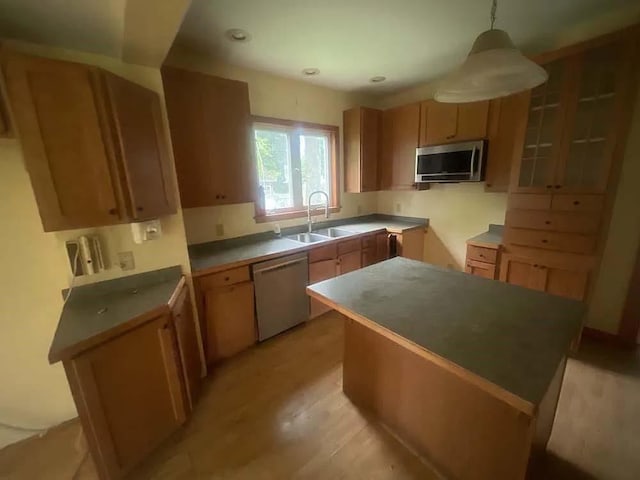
[469, 146, 477, 177]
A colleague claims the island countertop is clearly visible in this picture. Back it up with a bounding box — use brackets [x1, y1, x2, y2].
[307, 257, 584, 410]
[49, 266, 184, 363]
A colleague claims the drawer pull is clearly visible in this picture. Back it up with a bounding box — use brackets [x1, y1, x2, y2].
[479, 254, 484, 258]
[108, 208, 118, 215]
[546, 185, 553, 189]
[545, 220, 551, 225]
[224, 276, 230, 281]
[555, 185, 562, 189]
[573, 200, 580, 206]
[541, 239, 548, 243]
[533, 264, 539, 268]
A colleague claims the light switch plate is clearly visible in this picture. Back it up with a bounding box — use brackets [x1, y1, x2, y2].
[118, 251, 135, 271]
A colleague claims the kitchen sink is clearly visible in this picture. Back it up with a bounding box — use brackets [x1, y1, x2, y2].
[287, 233, 329, 244]
[313, 228, 355, 238]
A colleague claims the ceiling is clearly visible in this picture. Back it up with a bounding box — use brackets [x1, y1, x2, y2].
[0, 1, 638, 92]
[175, 0, 639, 93]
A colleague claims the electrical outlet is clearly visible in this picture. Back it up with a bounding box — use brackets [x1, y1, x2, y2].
[118, 251, 135, 271]
[215, 223, 225, 237]
[395, 203, 402, 213]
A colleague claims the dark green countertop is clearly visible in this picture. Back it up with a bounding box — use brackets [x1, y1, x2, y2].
[49, 266, 183, 363]
[307, 257, 584, 407]
[189, 214, 428, 274]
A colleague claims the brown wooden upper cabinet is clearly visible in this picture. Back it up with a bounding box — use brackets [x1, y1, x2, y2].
[511, 33, 638, 194]
[380, 103, 420, 190]
[162, 66, 254, 208]
[0, 79, 12, 138]
[2, 52, 176, 231]
[344, 106, 381, 193]
[419, 100, 489, 146]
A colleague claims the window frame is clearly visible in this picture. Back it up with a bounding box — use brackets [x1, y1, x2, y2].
[252, 116, 340, 223]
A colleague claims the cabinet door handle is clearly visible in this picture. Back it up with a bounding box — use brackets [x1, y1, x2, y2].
[533, 264, 539, 268]
[554, 185, 562, 189]
[222, 194, 227, 199]
[136, 206, 144, 212]
[446, 134, 455, 139]
[108, 208, 118, 215]
[541, 239, 548, 243]
[546, 185, 553, 189]
[479, 254, 484, 258]
[573, 200, 581, 206]
[224, 276, 230, 281]
[545, 220, 551, 225]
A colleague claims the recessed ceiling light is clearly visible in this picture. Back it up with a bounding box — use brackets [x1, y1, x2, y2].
[370, 76, 386, 83]
[226, 28, 251, 42]
[302, 68, 320, 76]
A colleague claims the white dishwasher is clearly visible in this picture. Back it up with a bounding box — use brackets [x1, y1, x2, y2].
[252, 252, 309, 341]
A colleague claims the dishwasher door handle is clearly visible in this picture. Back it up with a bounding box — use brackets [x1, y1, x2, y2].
[254, 258, 307, 275]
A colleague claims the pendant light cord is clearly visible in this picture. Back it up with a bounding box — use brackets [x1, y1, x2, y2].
[490, 0, 497, 29]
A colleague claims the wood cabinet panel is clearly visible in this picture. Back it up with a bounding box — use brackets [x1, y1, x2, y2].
[344, 107, 381, 193]
[338, 238, 361, 256]
[162, 66, 253, 207]
[466, 245, 498, 264]
[309, 243, 337, 263]
[465, 259, 496, 280]
[67, 315, 186, 479]
[456, 101, 490, 141]
[397, 229, 424, 261]
[485, 93, 530, 192]
[506, 210, 600, 234]
[204, 281, 256, 363]
[171, 284, 202, 411]
[362, 248, 376, 267]
[500, 253, 591, 301]
[550, 194, 604, 213]
[376, 233, 389, 262]
[3, 53, 121, 231]
[309, 258, 338, 318]
[499, 255, 544, 291]
[361, 234, 376, 250]
[103, 73, 175, 220]
[0, 78, 12, 137]
[381, 103, 420, 190]
[505, 227, 597, 254]
[338, 250, 362, 276]
[508, 194, 552, 210]
[421, 100, 457, 145]
[197, 266, 251, 290]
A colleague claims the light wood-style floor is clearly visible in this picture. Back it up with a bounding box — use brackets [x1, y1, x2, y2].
[2, 312, 640, 479]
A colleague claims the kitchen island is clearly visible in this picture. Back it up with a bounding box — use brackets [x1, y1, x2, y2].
[307, 257, 584, 480]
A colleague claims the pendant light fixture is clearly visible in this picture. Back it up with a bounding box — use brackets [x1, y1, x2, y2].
[434, 0, 548, 103]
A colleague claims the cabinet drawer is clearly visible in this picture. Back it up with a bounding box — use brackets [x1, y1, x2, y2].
[198, 266, 250, 289]
[506, 210, 600, 234]
[508, 194, 552, 210]
[465, 259, 496, 280]
[309, 243, 337, 263]
[466, 245, 498, 264]
[361, 234, 376, 250]
[504, 228, 597, 254]
[551, 194, 604, 213]
[337, 238, 362, 255]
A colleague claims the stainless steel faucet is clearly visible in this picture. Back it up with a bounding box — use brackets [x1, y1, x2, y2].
[307, 190, 329, 233]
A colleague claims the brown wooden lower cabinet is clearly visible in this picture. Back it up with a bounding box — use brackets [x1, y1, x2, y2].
[203, 280, 256, 363]
[362, 247, 376, 267]
[338, 249, 362, 275]
[499, 253, 591, 301]
[376, 232, 389, 261]
[64, 315, 187, 480]
[309, 258, 338, 319]
[171, 284, 202, 410]
[397, 229, 424, 261]
[465, 259, 496, 280]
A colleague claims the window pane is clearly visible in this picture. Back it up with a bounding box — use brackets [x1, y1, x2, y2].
[300, 133, 330, 206]
[254, 128, 294, 211]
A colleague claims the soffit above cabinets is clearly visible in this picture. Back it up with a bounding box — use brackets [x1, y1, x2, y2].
[173, 0, 639, 94]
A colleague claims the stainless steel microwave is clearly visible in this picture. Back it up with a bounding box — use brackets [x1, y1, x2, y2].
[415, 140, 486, 183]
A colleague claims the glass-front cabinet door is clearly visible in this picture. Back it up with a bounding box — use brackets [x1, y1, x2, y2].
[555, 42, 625, 193]
[512, 60, 568, 193]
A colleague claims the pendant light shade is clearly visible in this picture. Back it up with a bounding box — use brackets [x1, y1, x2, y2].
[434, 3, 548, 103]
